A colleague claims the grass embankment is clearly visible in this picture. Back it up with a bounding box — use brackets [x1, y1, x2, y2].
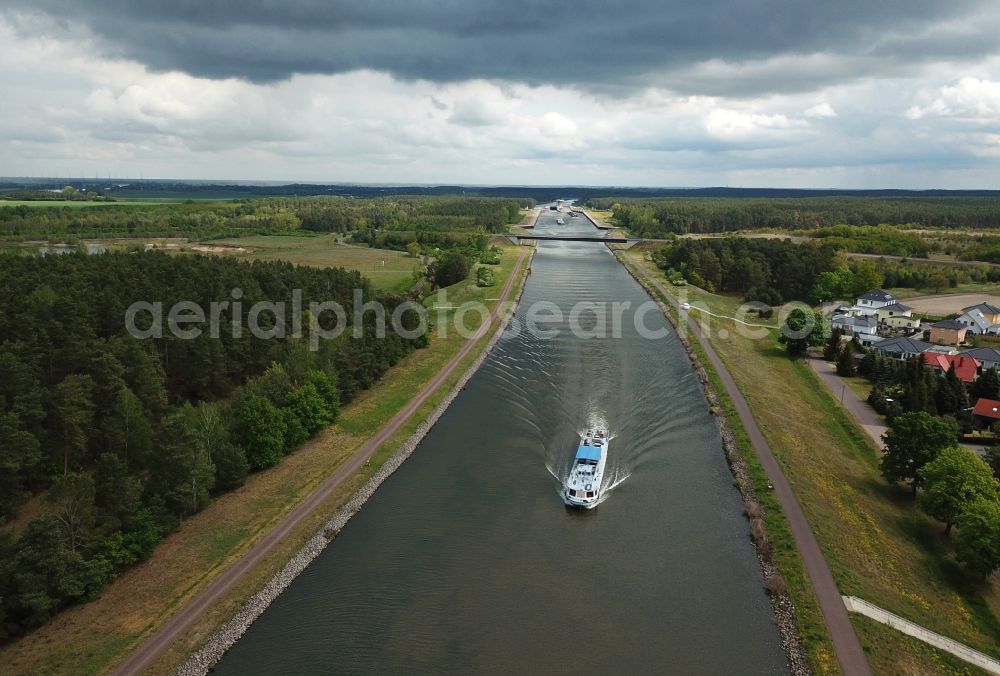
[582, 208, 614, 227]
[852, 616, 992, 676]
[515, 208, 537, 226]
[615, 252, 837, 673]
[622, 249, 1000, 675]
[0, 242, 530, 676]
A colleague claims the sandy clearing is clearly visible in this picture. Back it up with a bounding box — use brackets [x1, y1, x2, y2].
[902, 293, 1000, 315]
[191, 245, 248, 253]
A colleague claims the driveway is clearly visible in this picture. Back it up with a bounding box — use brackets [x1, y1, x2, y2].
[807, 357, 990, 457]
[807, 358, 887, 448]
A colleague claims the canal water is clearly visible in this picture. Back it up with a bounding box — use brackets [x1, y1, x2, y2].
[215, 207, 788, 675]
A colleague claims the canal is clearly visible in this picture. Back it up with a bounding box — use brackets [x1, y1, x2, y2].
[214, 207, 788, 675]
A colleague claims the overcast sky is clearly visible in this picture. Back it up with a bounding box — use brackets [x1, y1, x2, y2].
[2, 1, 999, 188]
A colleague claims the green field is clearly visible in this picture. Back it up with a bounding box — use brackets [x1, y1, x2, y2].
[0, 200, 126, 208]
[0, 197, 233, 208]
[207, 234, 419, 291]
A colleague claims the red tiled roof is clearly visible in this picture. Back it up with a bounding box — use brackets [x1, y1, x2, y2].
[919, 352, 980, 382]
[973, 398, 1000, 419]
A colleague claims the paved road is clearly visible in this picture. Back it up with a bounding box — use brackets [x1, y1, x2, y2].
[112, 247, 530, 676]
[807, 359, 887, 448]
[626, 258, 873, 676]
[808, 357, 990, 457]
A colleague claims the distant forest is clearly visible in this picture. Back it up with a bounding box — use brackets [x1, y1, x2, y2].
[0, 195, 529, 242]
[654, 237, 1000, 304]
[589, 197, 1000, 236]
[0, 252, 422, 638]
[653, 238, 839, 303]
[5, 178, 1000, 202]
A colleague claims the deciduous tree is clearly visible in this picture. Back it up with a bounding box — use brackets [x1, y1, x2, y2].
[433, 251, 471, 287]
[955, 497, 1000, 579]
[45, 473, 96, 553]
[148, 408, 215, 519]
[918, 446, 998, 534]
[778, 308, 827, 356]
[880, 411, 956, 493]
[235, 395, 287, 470]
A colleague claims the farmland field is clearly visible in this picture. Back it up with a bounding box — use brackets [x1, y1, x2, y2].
[895, 292, 1000, 315]
[207, 234, 419, 291]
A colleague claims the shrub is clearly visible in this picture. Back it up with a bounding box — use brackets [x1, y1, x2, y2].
[479, 246, 502, 264]
[764, 574, 787, 596]
[744, 502, 764, 520]
[433, 252, 470, 287]
[476, 266, 495, 287]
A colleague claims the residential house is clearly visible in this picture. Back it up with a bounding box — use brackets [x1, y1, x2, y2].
[919, 353, 980, 382]
[954, 308, 1000, 335]
[962, 302, 1000, 324]
[928, 319, 968, 346]
[972, 397, 1000, 430]
[882, 315, 921, 333]
[925, 344, 958, 355]
[875, 302, 913, 322]
[873, 336, 933, 360]
[831, 315, 878, 336]
[961, 346, 1000, 372]
[876, 301, 921, 334]
[856, 334, 885, 348]
[855, 289, 897, 317]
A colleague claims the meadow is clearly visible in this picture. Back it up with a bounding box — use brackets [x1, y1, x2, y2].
[208, 234, 419, 291]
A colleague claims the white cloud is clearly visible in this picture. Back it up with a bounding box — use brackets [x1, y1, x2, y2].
[704, 109, 808, 140]
[535, 112, 578, 139]
[805, 102, 837, 118]
[906, 77, 1000, 123]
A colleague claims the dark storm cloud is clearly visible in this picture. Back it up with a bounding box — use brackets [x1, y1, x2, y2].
[3, 0, 997, 93]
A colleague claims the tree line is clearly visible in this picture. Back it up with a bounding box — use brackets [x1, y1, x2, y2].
[861, 352, 977, 427]
[654, 236, 1000, 305]
[0, 251, 424, 638]
[800, 224, 931, 257]
[652, 237, 839, 303]
[879, 411, 999, 578]
[825, 346, 1000, 578]
[594, 197, 1000, 237]
[0, 195, 531, 242]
